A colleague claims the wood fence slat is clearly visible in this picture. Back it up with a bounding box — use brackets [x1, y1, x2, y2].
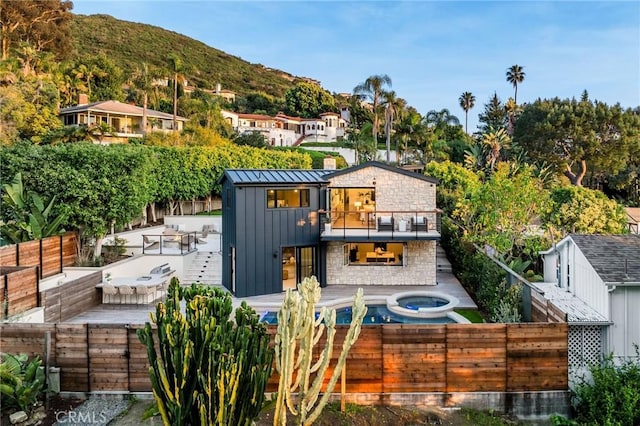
[0, 322, 569, 395]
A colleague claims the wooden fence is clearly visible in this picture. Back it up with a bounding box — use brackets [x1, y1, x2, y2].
[0, 322, 568, 395]
[41, 271, 102, 323]
[0, 266, 39, 317]
[0, 233, 77, 317]
[0, 232, 77, 278]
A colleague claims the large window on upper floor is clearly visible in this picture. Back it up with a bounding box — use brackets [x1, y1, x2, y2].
[267, 189, 310, 208]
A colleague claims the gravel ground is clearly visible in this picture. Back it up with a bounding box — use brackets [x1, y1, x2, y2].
[53, 398, 131, 426]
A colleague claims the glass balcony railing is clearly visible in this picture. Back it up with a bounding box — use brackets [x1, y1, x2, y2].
[321, 209, 441, 239]
[142, 232, 197, 255]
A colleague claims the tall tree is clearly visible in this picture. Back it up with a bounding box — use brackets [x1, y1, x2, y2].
[381, 90, 403, 163]
[459, 91, 476, 134]
[478, 92, 508, 133]
[72, 62, 105, 100]
[504, 97, 522, 135]
[284, 82, 336, 118]
[0, 0, 73, 61]
[353, 74, 392, 145]
[395, 108, 423, 164]
[513, 97, 640, 186]
[167, 53, 185, 131]
[131, 63, 161, 135]
[506, 64, 525, 104]
[424, 108, 460, 131]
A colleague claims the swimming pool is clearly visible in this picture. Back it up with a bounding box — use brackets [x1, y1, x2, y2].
[261, 304, 458, 325]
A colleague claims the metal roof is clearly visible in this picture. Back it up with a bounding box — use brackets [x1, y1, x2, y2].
[570, 234, 640, 283]
[221, 169, 330, 186]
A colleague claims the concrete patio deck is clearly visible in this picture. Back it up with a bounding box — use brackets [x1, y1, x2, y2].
[66, 266, 477, 324]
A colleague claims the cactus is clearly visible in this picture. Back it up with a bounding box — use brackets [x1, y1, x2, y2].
[272, 276, 366, 426]
[137, 278, 273, 426]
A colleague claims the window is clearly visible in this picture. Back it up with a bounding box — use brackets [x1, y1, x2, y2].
[343, 242, 405, 266]
[267, 189, 310, 208]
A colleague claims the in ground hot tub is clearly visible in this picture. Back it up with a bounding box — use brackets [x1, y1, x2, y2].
[386, 291, 461, 319]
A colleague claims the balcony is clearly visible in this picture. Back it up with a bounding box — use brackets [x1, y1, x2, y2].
[321, 209, 441, 242]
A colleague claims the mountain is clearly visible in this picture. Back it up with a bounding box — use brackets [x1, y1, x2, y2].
[70, 14, 309, 98]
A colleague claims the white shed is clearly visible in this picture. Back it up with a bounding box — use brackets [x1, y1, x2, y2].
[539, 234, 640, 361]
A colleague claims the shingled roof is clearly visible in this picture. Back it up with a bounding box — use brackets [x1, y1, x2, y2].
[570, 234, 640, 283]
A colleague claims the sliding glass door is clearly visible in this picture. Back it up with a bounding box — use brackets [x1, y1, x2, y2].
[281, 246, 317, 291]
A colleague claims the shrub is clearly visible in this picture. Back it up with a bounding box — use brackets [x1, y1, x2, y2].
[571, 351, 640, 425]
[0, 353, 46, 414]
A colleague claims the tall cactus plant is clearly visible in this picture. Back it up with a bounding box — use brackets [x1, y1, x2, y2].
[137, 278, 273, 426]
[273, 276, 366, 426]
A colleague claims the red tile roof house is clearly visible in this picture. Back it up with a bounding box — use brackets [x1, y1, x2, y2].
[221, 109, 346, 147]
[58, 96, 188, 143]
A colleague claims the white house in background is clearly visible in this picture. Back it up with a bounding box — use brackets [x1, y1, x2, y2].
[539, 234, 640, 361]
[220, 109, 346, 146]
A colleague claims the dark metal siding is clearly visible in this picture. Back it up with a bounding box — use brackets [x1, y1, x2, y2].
[221, 180, 236, 293]
[229, 185, 322, 297]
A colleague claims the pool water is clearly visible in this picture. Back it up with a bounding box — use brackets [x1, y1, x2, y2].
[397, 296, 449, 310]
[261, 304, 456, 325]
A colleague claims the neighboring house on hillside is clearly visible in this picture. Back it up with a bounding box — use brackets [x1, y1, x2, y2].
[219, 161, 440, 297]
[625, 207, 640, 234]
[183, 83, 236, 103]
[539, 234, 640, 362]
[221, 109, 346, 146]
[59, 95, 187, 143]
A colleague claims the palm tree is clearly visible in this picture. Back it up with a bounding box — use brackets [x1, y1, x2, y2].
[131, 63, 160, 135]
[424, 108, 460, 130]
[381, 90, 403, 163]
[483, 128, 511, 172]
[395, 111, 423, 163]
[167, 53, 186, 131]
[458, 92, 476, 134]
[73, 62, 106, 99]
[506, 64, 525, 104]
[353, 74, 392, 146]
[504, 97, 522, 135]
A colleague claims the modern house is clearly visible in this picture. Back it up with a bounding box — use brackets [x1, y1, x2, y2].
[539, 234, 640, 361]
[58, 95, 187, 143]
[221, 109, 346, 146]
[220, 162, 440, 297]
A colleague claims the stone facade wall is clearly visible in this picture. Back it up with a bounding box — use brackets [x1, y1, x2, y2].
[328, 165, 437, 226]
[326, 240, 436, 286]
[328, 166, 436, 212]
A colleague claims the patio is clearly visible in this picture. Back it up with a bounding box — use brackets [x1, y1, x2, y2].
[66, 264, 477, 324]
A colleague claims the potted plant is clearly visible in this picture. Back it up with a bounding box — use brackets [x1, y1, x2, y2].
[324, 214, 332, 232]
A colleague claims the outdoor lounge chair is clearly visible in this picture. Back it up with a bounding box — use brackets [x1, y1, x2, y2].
[377, 216, 394, 232]
[143, 235, 159, 250]
[411, 216, 428, 232]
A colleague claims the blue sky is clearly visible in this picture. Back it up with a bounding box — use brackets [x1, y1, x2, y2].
[73, 1, 639, 132]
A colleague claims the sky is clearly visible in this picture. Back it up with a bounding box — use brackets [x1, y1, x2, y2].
[72, 0, 640, 132]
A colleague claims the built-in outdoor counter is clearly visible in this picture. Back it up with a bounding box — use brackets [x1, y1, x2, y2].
[97, 263, 174, 305]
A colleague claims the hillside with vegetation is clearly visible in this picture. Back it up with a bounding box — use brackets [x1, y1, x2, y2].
[70, 14, 305, 97]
